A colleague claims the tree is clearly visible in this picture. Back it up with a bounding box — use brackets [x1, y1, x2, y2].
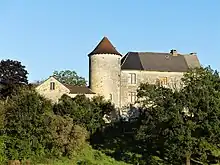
[53, 70, 87, 86]
[53, 95, 116, 134]
[3, 88, 53, 160]
[47, 115, 88, 157]
[136, 67, 220, 165]
[0, 59, 28, 98]
[0, 59, 28, 85]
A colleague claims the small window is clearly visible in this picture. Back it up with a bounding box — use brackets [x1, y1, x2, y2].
[50, 82, 55, 90]
[109, 94, 113, 101]
[128, 73, 136, 84]
[157, 77, 168, 86]
[128, 92, 137, 103]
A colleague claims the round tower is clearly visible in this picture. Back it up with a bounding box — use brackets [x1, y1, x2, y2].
[88, 37, 122, 107]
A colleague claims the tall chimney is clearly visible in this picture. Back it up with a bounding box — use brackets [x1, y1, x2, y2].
[170, 49, 178, 56]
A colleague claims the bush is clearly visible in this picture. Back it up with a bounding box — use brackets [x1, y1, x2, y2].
[0, 101, 8, 163]
[1, 88, 90, 162]
[46, 114, 88, 158]
[3, 89, 52, 160]
[53, 95, 116, 134]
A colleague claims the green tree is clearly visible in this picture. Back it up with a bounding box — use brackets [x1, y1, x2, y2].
[53, 70, 87, 86]
[3, 88, 53, 160]
[136, 67, 220, 165]
[53, 95, 115, 134]
[0, 59, 28, 98]
[0, 101, 6, 163]
[46, 114, 88, 158]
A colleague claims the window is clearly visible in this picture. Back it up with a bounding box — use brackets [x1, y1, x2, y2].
[156, 77, 168, 86]
[50, 82, 55, 90]
[109, 94, 113, 101]
[128, 92, 137, 103]
[128, 73, 136, 84]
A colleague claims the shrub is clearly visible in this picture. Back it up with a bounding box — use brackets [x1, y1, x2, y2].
[53, 95, 116, 134]
[3, 89, 53, 159]
[46, 114, 88, 158]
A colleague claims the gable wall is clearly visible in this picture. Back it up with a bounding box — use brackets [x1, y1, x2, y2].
[36, 77, 69, 103]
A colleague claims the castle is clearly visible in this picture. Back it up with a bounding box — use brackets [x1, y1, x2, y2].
[36, 37, 200, 109]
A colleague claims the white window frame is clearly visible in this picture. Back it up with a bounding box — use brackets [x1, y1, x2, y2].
[128, 73, 137, 84]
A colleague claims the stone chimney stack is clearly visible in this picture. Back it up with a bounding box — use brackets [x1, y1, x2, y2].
[170, 49, 178, 56]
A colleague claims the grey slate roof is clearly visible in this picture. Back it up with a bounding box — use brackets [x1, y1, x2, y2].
[121, 52, 200, 72]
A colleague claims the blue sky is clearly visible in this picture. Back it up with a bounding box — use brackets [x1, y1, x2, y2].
[0, 0, 219, 82]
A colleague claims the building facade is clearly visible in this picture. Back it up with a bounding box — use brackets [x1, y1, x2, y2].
[36, 37, 200, 108]
[88, 37, 200, 108]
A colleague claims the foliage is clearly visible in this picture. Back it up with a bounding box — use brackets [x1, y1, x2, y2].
[53, 95, 115, 134]
[0, 59, 28, 85]
[34, 144, 130, 165]
[0, 101, 6, 164]
[136, 67, 220, 165]
[0, 59, 28, 98]
[53, 70, 87, 86]
[3, 88, 53, 160]
[46, 114, 88, 158]
[90, 120, 144, 165]
[2, 89, 91, 161]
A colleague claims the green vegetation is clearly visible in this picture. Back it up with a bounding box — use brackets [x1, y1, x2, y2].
[92, 67, 220, 165]
[1, 59, 220, 165]
[36, 145, 130, 165]
[53, 70, 87, 86]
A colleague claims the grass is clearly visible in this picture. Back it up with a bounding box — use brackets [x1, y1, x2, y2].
[36, 145, 130, 165]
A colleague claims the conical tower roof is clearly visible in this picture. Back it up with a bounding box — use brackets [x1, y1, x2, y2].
[88, 37, 121, 56]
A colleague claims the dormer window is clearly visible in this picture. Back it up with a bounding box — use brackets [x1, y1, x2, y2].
[50, 82, 55, 90]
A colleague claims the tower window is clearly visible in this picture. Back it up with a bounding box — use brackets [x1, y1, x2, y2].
[128, 92, 137, 103]
[128, 73, 136, 84]
[50, 82, 55, 90]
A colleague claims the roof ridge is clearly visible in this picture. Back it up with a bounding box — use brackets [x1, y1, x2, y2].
[127, 51, 191, 56]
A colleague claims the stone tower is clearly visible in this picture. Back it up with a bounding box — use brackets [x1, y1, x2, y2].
[88, 37, 122, 107]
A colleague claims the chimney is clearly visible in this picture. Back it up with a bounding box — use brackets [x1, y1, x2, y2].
[170, 49, 178, 56]
[190, 52, 197, 56]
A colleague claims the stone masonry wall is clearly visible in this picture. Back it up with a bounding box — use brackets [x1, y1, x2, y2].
[120, 70, 184, 107]
[89, 54, 121, 107]
[68, 93, 95, 99]
[36, 77, 70, 103]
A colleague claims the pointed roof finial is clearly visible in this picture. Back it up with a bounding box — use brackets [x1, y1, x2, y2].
[88, 37, 121, 56]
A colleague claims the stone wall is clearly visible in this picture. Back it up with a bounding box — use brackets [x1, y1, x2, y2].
[68, 93, 95, 99]
[120, 70, 184, 107]
[89, 54, 121, 107]
[36, 77, 70, 103]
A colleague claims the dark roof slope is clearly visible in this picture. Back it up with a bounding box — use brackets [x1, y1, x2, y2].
[121, 52, 200, 72]
[88, 37, 121, 56]
[63, 84, 95, 94]
[121, 52, 144, 70]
